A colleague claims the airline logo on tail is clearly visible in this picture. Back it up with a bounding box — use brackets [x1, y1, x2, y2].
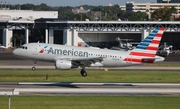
[124, 27, 165, 63]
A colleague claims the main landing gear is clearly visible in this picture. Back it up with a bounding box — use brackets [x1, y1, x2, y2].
[32, 66, 36, 71]
[80, 66, 87, 77]
[32, 61, 37, 71]
[80, 69, 87, 77]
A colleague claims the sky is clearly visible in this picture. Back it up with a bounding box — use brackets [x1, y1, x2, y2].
[3, 0, 157, 6]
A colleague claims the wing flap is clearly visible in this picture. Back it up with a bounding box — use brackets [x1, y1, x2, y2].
[72, 57, 103, 61]
[72, 57, 103, 66]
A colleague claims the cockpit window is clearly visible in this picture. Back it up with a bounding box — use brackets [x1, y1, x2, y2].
[20, 46, 27, 49]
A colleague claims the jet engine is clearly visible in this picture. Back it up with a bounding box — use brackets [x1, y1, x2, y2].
[55, 60, 72, 70]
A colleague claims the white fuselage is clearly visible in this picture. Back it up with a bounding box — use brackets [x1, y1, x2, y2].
[13, 43, 141, 67]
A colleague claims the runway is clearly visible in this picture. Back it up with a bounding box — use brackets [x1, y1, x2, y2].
[1, 82, 180, 96]
[1, 65, 180, 70]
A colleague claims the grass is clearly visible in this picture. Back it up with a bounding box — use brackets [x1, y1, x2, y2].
[0, 70, 180, 82]
[0, 96, 180, 109]
[0, 70, 180, 109]
[146, 63, 180, 67]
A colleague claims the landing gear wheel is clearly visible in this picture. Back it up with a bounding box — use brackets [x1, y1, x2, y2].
[32, 60, 37, 71]
[80, 69, 87, 77]
[32, 67, 36, 71]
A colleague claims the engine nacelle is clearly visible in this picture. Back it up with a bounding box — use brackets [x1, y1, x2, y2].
[55, 60, 72, 70]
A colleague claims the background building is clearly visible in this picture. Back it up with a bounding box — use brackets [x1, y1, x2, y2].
[125, 2, 180, 19]
[0, 10, 58, 20]
[157, 0, 180, 3]
[0, 10, 58, 47]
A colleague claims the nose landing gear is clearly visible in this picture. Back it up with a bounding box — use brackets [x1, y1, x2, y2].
[32, 61, 37, 71]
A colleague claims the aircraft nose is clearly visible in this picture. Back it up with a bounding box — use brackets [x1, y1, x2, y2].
[12, 49, 19, 57]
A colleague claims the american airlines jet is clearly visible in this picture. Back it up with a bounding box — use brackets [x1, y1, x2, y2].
[13, 27, 165, 77]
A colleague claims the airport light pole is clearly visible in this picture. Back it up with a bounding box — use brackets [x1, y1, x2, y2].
[4, 1, 6, 9]
[0, 89, 18, 109]
[8, 2, 10, 9]
[80, 1, 82, 21]
[8, 95, 11, 109]
[0, 1, 2, 10]
[179, 0, 180, 14]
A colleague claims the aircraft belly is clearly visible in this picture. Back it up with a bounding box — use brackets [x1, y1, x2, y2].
[103, 58, 123, 67]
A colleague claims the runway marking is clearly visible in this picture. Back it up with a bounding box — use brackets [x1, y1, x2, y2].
[19, 82, 180, 86]
[0, 82, 179, 96]
[14, 88, 180, 94]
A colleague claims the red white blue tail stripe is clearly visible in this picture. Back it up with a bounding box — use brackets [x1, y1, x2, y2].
[124, 27, 165, 63]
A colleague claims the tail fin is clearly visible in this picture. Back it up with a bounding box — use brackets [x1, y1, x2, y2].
[124, 27, 165, 63]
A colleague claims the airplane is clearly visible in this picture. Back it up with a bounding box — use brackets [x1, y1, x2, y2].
[13, 27, 165, 77]
[111, 37, 134, 51]
[157, 42, 175, 57]
[0, 44, 6, 51]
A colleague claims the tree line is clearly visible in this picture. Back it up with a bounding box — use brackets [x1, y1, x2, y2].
[9, 3, 180, 21]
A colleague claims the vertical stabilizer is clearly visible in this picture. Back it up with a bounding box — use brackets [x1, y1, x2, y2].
[124, 27, 165, 63]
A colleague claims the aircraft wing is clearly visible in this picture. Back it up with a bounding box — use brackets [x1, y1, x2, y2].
[72, 57, 103, 61]
[72, 57, 103, 66]
[54, 56, 103, 66]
